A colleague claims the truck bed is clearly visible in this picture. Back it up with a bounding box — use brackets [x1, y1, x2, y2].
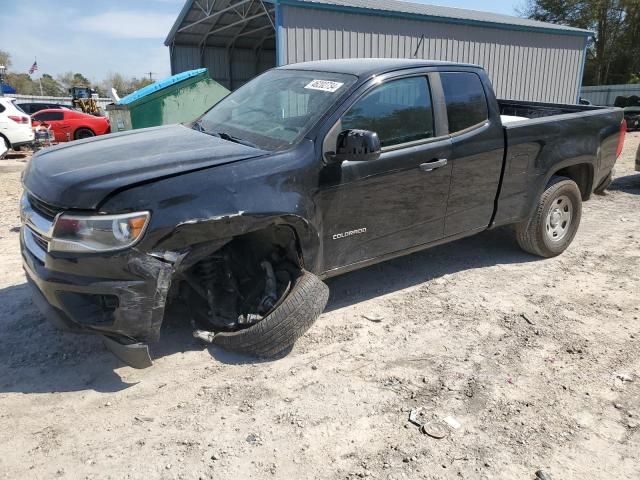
[492, 99, 624, 228]
[498, 99, 605, 119]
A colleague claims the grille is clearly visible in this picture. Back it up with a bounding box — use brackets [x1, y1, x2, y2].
[30, 228, 49, 252]
[28, 194, 64, 220]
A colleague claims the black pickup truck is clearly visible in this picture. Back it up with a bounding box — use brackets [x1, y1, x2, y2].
[20, 59, 625, 368]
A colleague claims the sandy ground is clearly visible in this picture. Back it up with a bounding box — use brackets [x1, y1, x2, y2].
[0, 136, 639, 480]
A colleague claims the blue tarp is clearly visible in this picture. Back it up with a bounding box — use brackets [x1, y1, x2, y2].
[116, 68, 208, 105]
[1, 84, 16, 94]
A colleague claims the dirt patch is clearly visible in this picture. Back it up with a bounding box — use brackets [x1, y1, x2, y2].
[0, 139, 639, 479]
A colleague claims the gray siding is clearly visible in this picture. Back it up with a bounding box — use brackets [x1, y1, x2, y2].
[171, 45, 275, 89]
[280, 6, 585, 103]
[581, 84, 640, 106]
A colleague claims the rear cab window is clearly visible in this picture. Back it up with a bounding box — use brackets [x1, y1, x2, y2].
[341, 76, 435, 148]
[441, 72, 489, 134]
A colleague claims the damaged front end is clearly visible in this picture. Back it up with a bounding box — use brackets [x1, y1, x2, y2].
[20, 191, 181, 368]
[22, 236, 177, 369]
[21, 190, 315, 367]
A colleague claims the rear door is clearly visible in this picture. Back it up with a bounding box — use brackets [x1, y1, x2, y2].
[318, 73, 453, 272]
[439, 71, 505, 236]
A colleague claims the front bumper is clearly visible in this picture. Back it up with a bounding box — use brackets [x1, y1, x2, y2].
[21, 223, 174, 348]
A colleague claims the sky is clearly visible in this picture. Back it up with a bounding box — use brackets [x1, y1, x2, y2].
[0, 0, 521, 84]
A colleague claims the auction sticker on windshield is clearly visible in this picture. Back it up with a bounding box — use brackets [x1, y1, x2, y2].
[305, 80, 344, 93]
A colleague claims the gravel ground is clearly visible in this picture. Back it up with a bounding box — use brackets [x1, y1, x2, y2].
[0, 135, 639, 480]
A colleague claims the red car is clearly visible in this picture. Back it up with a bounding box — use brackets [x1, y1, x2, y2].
[31, 109, 110, 142]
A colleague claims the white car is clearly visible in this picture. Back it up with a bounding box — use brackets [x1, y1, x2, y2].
[0, 97, 34, 158]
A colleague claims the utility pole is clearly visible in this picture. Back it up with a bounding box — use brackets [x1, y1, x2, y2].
[145, 72, 156, 82]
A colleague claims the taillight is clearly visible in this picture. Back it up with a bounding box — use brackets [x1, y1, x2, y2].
[8, 115, 29, 124]
[616, 119, 626, 158]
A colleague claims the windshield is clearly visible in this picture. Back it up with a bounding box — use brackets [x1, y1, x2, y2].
[195, 69, 357, 151]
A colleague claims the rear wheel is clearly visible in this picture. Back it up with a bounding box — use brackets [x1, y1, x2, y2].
[516, 176, 582, 258]
[74, 128, 95, 140]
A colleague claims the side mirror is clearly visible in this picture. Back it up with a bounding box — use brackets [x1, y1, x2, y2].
[328, 129, 381, 163]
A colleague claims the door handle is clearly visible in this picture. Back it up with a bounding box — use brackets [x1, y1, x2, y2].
[419, 158, 448, 172]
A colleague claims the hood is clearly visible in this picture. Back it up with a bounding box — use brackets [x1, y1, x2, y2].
[23, 124, 267, 209]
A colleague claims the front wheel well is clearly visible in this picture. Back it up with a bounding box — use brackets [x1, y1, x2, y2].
[170, 224, 305, 334]
[552, 164, 593, 201]
[228, 224, 303, 269]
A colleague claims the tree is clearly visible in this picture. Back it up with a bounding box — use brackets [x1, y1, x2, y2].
[0, 49, 160, 97]
[521, 0, 640, 85]
[0, 49, 11, 69]
[5, 73, 36, 94]
[129, 77, 153, 92]
[39, 74, 64, 96]
[101, 72, 130, 97]
[100, 73, 154, 98]
[57, 71, 92, 92]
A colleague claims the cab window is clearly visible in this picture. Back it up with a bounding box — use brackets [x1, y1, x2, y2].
[341, 76, 435, 148]
[441, 72, 488, 133]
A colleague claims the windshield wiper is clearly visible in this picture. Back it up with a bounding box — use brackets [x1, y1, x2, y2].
[193, 122, 260, 149]
[192, 119, 206, 133]
[214, 132, 260, 149]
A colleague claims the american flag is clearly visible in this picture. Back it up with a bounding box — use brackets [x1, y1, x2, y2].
[28, 61, 38, 75]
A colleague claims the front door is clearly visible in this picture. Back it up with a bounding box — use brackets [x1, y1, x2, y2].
[317, 75, 452, 272]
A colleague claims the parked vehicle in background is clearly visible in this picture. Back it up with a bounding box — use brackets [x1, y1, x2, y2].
[18, 103, 74, 115]
[31, 109, 110, 142]
[0, 97, 34, 156]
[624, 106, 640, 131]
[20, 59, 625, 368]
[70, 86, 101, 115]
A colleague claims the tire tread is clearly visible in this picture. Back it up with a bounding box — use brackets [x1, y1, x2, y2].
[212, 271, 329, 358]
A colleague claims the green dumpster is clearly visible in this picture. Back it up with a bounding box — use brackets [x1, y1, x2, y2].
[106, 68, 229, 132]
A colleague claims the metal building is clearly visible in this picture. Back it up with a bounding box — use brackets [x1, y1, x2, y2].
[165, 0, 592, 103]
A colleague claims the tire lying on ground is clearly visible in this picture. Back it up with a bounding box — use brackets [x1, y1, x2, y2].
[212, 270, 329, 358]
[516, 176, 582, 258]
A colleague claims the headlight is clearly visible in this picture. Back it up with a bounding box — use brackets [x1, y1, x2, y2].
[49, 211, 150, 253]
